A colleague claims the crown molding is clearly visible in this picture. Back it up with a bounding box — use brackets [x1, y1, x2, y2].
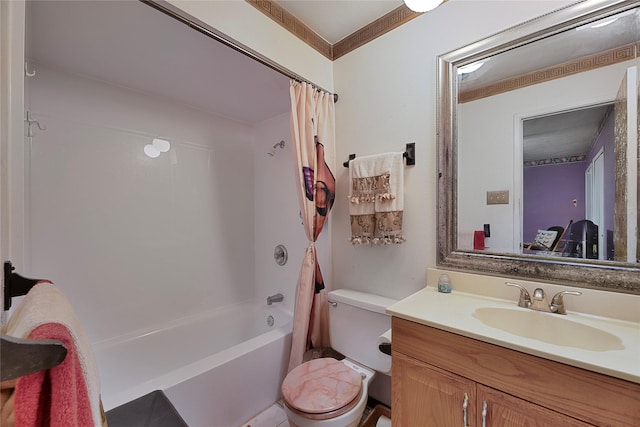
[459, 42, 638, 104]
[333, 5, 421, 60]
[245, 0, 421, 61]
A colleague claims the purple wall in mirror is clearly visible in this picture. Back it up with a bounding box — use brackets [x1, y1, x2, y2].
[523, 112, 615, 257]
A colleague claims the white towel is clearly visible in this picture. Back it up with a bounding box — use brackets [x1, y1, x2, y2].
[348, 152, 405, 245]
[3, 282, 103, 427]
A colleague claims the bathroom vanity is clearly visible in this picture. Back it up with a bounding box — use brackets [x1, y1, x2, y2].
[388, 287, 640, 426]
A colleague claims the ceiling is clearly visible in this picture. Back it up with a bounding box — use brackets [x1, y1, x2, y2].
[26, 1, 637, 159]
[523, 104, 613, 163]
[277, 1, 404, 44]
[457, 5, 639, 162]
[26, 0, 405, 124]
[458, 6, 640, 93]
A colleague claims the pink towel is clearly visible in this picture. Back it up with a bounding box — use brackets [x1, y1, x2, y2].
[15, 323, 94, 426]
[2, 282, 102, 426]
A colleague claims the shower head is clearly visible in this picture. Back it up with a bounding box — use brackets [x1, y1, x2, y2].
[268, 140, 285, 156]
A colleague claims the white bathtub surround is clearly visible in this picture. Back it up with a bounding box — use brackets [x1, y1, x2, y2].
[26, 65, 257, 343]
[94, 303, 292, 426]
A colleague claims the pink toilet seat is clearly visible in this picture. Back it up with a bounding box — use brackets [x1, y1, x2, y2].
[281, 358, 363, 420]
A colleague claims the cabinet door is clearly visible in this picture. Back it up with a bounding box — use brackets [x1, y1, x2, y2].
[392, 352, 476, 427]
[477, 385, 593, 427]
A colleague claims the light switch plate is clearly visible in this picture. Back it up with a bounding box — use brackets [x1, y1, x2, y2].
[487, 190, 509, 205]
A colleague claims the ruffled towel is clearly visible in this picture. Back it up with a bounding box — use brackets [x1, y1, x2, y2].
[349, 152, 405, 245]
[2, 282, 105, 427]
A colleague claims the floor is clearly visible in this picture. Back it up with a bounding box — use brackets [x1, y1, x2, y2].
[241, 400, 387, 427]
[241, 403, 289, 427]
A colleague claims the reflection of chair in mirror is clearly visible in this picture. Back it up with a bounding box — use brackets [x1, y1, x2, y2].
[561, 219, 598, 259]
[546, 226, 565, 251]
[526, 225, 566, 251]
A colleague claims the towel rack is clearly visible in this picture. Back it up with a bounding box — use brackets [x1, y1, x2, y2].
[0, 334, 68, 381]
[1, 261, 67, 381]
[4, 261, 42, 310]
[343, 142, 415, 168]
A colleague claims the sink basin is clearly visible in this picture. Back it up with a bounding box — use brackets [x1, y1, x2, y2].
[473, 307, 625, 352]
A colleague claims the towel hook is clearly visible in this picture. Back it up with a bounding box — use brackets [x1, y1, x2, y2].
[25, 111, 46, 137]
[25, 62, 36, 77]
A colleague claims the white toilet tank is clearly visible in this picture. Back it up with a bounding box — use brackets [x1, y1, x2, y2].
[328, 289, 398, 374]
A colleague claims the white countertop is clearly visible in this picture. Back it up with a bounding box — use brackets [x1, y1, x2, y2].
[387, 287, 640, 384]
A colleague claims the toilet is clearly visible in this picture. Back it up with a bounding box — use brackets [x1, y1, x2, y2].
[281, 289, 397, 427]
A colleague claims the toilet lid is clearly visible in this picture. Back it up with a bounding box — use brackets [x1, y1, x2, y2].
[281, 358, 363, 415]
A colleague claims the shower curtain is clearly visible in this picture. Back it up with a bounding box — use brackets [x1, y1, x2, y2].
[287, 82, 336, 371]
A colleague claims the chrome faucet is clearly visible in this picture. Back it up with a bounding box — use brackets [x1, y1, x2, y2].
[506, 283, 581, 315]
[267, 293, 284, 305]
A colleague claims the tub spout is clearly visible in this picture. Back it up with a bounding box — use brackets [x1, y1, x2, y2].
[267, 293, 284, 305]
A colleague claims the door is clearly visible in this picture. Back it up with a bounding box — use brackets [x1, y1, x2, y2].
[392, 352, 476, 426]
[585, 148, 605, 260]
[477, 385, 593, 427]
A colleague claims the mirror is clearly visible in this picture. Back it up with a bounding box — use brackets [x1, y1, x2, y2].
[437, 0, 640, 293]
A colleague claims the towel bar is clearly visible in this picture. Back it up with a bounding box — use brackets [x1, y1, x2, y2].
[0, 334, 68, 381]
[343, 142, 415, 168]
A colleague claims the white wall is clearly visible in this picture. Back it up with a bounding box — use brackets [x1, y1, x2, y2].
[26, 65, 257, 342]
[458, 61, 634, 253]
[331, 0, 574, 301]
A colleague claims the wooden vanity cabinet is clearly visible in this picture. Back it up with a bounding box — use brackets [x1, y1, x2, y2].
[392, 351, 476, 426]
[391, 317, 640, 426]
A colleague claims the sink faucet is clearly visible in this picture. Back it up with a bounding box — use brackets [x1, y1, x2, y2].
[550, 290, 583, 314]
[530, 288, 551, 312]
[506, 283, 581, 315]
[267, 293, 284, 305]
[506, 283, 531, 308]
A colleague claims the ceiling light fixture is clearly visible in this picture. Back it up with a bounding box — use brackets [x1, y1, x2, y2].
[404, 0, 444, 13]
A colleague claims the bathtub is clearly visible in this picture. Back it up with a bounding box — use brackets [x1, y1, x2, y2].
[94, 303, 293, 426]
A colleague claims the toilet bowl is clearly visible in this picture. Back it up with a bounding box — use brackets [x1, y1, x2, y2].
[280, 289, 397, 427]
[282, 358, 374, 427]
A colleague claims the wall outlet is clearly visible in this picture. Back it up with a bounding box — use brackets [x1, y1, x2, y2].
[487, 190, 509, 205]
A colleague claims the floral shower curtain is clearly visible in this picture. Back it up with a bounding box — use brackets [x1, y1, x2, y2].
[287, 82, 336, 372]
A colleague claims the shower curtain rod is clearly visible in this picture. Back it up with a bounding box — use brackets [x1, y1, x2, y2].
[141, 0, 338, 103]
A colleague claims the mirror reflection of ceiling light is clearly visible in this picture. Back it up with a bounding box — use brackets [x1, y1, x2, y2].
[144, 138, 172, 158]
[458, 61, 485, 75]
[152, 138, 171, 153]
[144, 144, 161, 158]
[589, 18, 618, 28]
[404, 0, 444, 13]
